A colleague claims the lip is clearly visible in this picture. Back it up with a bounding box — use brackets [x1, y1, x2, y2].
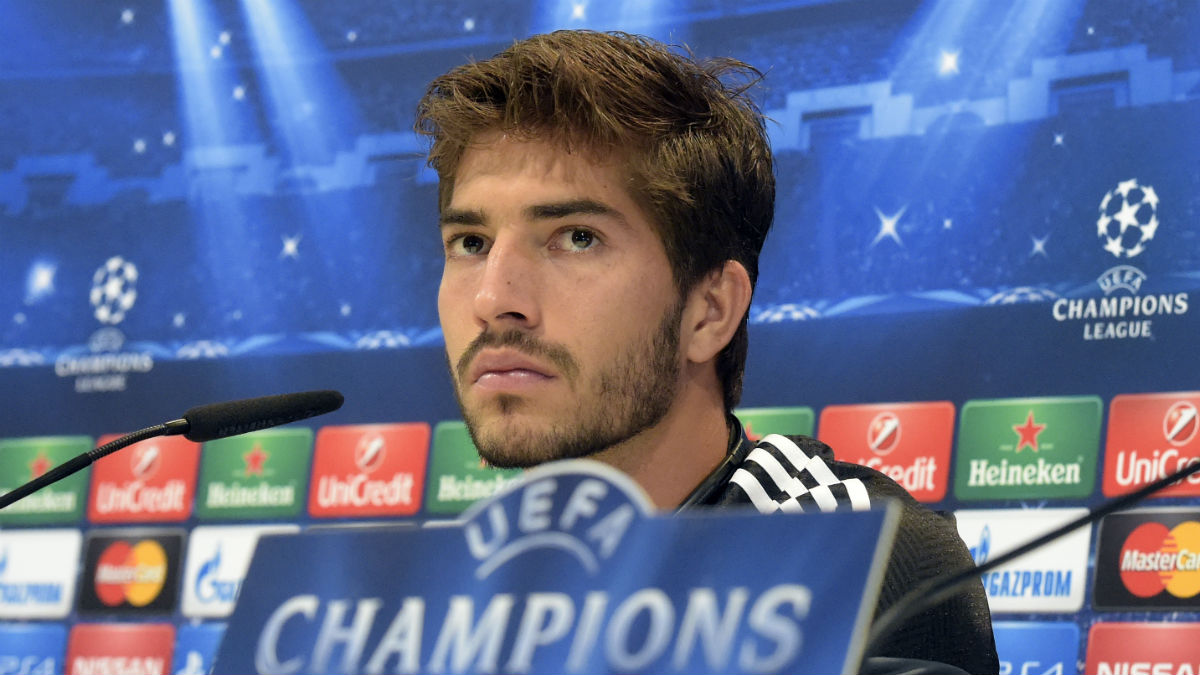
[467, 349, 556, 388]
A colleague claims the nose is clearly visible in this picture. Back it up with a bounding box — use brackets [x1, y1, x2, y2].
[472, 235, 540, 329]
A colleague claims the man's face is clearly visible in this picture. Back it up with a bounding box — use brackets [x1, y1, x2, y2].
[438, 134, 685, 467]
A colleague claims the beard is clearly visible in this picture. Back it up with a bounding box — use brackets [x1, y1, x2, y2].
[451, 302, 683, 468]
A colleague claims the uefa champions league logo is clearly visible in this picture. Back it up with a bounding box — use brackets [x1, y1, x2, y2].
[1097, 178, 1158, 259]
[54, 255, 154, 392]
[89, 256, 139, 325]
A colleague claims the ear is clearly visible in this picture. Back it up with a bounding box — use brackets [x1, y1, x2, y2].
[682, 260, 752, 365]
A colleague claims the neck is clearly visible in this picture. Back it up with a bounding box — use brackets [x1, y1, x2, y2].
[589, 371, 730, 510]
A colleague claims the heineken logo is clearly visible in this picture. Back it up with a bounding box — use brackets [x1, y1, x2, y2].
[196, 429, 312, 521]
[0, 437, 91, 524]
[955, 397, 1100, 501]
[1012, 411, 1046, 453]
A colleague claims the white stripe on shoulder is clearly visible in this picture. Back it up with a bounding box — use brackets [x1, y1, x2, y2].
[745, 446, 795, 491]
[759, 434, 839, 485]
[730, 468, 780, 514]
[844, 478, 871, 511]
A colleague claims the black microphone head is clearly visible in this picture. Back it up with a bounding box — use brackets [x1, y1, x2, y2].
[181, 390, 344, 442]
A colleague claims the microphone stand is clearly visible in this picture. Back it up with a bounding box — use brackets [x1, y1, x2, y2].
[0, 419, 188, 510]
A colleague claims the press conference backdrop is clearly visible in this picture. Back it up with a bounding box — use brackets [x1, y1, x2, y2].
[0, 0, 1197, 672]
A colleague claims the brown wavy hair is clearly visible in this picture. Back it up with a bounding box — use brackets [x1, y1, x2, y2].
[415, 30, 774, 411]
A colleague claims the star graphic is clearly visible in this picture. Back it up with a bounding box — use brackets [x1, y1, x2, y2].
[744, 422, 762, 442]
[1053, 133, 1064, 146]
[1116, 178, 1139, 198]
[943, 218, 953, 230]
[1012, 411, 1046, 453]
[1113, 197, 1141, 234]
[29, 452, 52, 478]
[872, 206, 906, 247]
[173, 313, 186, 328]
[243, 444, 269, 476]
[1141, 185, 1159, 209]
[571, 2, 586, 20]
[1030, 235, 1048, 257]
[280, 234, 301, 259]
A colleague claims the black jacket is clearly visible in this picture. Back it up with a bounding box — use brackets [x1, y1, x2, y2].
[681, 427, 999, 675]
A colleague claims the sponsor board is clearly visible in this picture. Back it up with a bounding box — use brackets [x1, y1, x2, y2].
[66, 623, 174, 675]
[172, 623, 226, 675]
[0, 529, 82, 619]
[0, 623, 66, 675]
[195, 428, 312, 520]
[1103, 392, 1200, 498]
[309, 423, 430, 518]
[0, 436, 91, 525]
[955, 397, 1101, 500]
[181, 524, 299, 618]
[1094, 509, 1200, 610]
[734, 407, 815, 442]
[78, 530, 183, 615]
[217, 461, 897, 674]
[87, 435, 199, 523]
[1085, 622, 1200, 675]
[993, 621, 1079, 675]
[957, 509, 1089, 613]
[425, 421, 522, 516]
[818, 402, 953, 502]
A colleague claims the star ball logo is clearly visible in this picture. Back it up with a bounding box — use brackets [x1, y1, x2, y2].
[79, 531, 182, 614]
[1094, 510, 1200, 610]
[1104, 393, 1200, 498]
[1050, 178, 1188, 341]
[55, 256, 155, 393]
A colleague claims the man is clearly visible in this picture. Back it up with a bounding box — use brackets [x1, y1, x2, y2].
[417, 30, 997, 673]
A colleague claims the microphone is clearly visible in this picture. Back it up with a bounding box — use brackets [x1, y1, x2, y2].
[0, 390, 344, 510]
[863, 454, 1200, 659]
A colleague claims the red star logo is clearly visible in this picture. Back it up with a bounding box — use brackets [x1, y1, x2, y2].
[1012, 411, 1046, 453]
[744, 422, 762, 442]
[29, 452, 52, 479]
[243, 444, 268, 477]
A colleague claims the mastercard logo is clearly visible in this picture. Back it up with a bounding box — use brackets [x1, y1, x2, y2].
[1119, 521, 1200, 598]
[93, 540, 168, 607]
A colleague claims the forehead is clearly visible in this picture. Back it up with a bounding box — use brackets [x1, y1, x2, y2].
[448, 133, 637, 206]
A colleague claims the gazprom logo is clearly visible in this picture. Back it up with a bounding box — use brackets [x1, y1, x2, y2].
[969, 525, 991, 566]
[461, 462, 652, 579]
[194, 544, 240, 604]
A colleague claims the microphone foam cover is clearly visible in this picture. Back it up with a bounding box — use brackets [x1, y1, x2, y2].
[182, 390, 344, 442]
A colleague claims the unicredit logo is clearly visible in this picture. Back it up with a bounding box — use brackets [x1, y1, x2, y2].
[1119, 521, 1200, 598]
[867, 412, 900, 455]
[130, 444, 160, 479]
[1164, 402, 1199, 447]
[355, 433, 386, 473]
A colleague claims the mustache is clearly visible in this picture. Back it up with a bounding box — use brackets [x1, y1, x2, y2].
[456, 329, 579, 383]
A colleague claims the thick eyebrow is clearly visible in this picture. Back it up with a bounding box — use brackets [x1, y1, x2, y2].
[439, 209, 484, 228]
[526, 199, 623, 223]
